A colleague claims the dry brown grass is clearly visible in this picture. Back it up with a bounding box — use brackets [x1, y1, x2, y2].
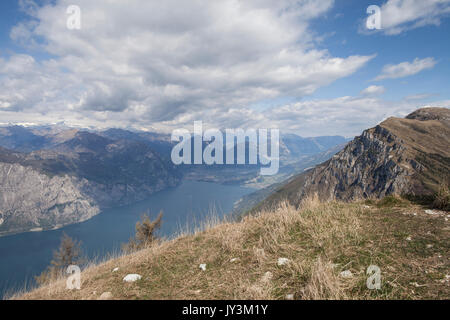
[13, 197, 450, 300]
[433, 183, 450, 211]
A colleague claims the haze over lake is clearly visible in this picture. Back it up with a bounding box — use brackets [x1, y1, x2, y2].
[0, 181, 253, 297]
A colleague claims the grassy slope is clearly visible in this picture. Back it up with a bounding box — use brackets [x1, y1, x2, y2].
[15, 197, 449, 300]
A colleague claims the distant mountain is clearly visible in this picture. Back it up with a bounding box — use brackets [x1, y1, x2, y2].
[100, 128, 348, 185]
[0, 124, 349, 235]
[0, 131, 181, 236]
[252, 107, 450, 211]
[280, 134, 348, 160]
[99, 128, 173, 157]
[0, 126, 50, 152]
[0, 125, 82, 152]
[232, 143, 348, 215]
[0, 125, 348, 186]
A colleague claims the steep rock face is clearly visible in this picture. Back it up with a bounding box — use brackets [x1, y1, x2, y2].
[0, 163, 99, 235]
[0, 131, 182, 236]
[0, 158, 179, 236]
[296, 126, 418, 202]
[255, 108, 450, 209]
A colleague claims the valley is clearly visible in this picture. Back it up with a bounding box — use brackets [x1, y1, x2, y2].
[0, 125, 346, 236]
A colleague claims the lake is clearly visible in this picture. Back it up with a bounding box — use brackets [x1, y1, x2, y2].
[0, 180, 253, 298]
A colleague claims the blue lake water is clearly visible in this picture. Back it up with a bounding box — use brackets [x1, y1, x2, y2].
[0, 180, 253, 298]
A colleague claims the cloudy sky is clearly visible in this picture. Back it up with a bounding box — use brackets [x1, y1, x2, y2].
[0, 0, 449, 137]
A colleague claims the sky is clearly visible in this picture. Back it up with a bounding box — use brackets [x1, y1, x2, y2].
[0, 0, 449, 137]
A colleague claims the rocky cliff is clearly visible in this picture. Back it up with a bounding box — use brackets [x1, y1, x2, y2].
[0, 132, 181, 236]
[0, 162, 99, 235]
[255, 107, 450, 209]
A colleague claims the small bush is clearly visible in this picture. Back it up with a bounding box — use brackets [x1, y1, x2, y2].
[35, 233, 85, 285]
[433, 183, 450, 211]
[122, 212, 163, 253]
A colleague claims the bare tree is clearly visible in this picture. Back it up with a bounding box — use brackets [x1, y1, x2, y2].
[35, 232, 85, 285]
[123, 212, 163, 253]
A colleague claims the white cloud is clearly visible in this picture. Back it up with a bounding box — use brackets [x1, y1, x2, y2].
[0, 0, 375, 128]
[3, 1, 445, 138]
[2, 93, 448, 138]
[404, 93, 435, 100]
[375, 57, 437, 80]
[243, 96, 450, 137]
[379, 0, 450, 35]
[361, 85, 386, 96]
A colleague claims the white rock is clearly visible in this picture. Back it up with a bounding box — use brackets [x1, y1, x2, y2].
[362, 205, 371, 209]
[410, 282, 426, 288]
[230, 258, 239, 263]
[277, 258, 290, 266]
[261, 271, 273, 283]
[426, 244, 434, 249]
[285, 294, 294, 300]
[112, 267, 119, 272]
[98, 292, 113, 300]
[406, 236, 412, 241]
[123, 274, 142, 282]
[425, 210, 440, 215]
[387, 281, 397, 288]
[199, 264, 207, 271]
[340, 270, 353, 278]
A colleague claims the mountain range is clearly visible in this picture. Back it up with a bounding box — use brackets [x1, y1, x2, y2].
[0, 125, 346, 236]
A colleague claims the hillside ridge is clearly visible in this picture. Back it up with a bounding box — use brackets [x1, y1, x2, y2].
[253, 108, 450, 210]
[15, 198, 450, 300]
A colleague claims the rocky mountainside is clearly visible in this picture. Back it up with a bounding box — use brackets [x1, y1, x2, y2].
[254, 107, 450, 210]
[232, 143, 348, 215]
[0, 125, 348, 235]
[0, 132, 181, 236]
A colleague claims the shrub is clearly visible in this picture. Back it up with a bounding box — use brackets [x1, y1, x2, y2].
[35, 233, 85, 285]
[122, 212, 163, 253]
[433, 183, 450, 211]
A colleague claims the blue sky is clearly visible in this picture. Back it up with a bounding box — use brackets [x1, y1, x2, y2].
[0, 0, 449, 137]
[309, 0, 450, 102]
[0, 1, 26, 54]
